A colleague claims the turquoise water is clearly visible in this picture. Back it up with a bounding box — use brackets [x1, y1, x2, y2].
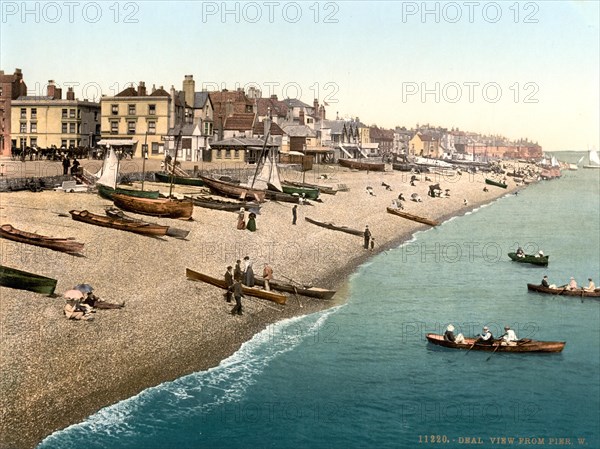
[39, 157, 600, 449]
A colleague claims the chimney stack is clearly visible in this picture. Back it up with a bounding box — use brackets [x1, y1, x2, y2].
[299, 110, 305, 125]
[66, 87, 75, 101]
[183, 75, 195, 109]
[313, 98, 319, 112]
[47, 80, 59, 99]
[138, 81, 146, 96]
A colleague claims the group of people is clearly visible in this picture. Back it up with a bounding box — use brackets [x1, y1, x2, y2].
[444, 324, 519, 346]
[237, 208, 257, 232]
[541, 275, 596, 292]
[515, 247, 545, 258]
[224, 257, 274, 316]
[63, 285, 124, 321]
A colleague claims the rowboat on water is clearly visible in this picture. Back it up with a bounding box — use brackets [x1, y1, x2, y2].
[304, 217, 363, 236]
[0, 265, 58, 295]
[70, 210, 169, 236]
[154, 172, 204, 187]
[253, 277, 336, 300]
[185, 268, 286, 305]
[104, 207, 189, 239]
[425, 333, 565, 353]
[284, 180, 337, 195]
[0, 224, 84, 256]
[527, 283, 600, 298]
[112, 194, 194, 220]
[484, 178, 508, 189]
[97, 183, 160, 200]
[508, 252, 549, 266]
[184, 196, 261, 212]
[338, 158, 385, 172]
[200, 176, 266, 202]
[386, 207, 440, 227]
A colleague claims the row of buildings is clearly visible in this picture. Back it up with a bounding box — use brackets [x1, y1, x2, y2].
[0, 68, 543, 163]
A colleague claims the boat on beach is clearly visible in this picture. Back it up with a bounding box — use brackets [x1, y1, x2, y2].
[97, 183, 160, 200]
[485, 178, 508, 189]
[253, 277, 336, 300]
[184, 196, 261, 212]
[508, 252, 549, 266]
[338, 158, 385, 171]
[70, 210, 169, 236]
[304, 217, 363, 236]
[386, 207, 440, 227]
[425, 333, 566, 353]
[527, 283, 600, 298]
[0, 265, 58, 295]
[154, 172, 205, 186]
[278, 183, 319, 199]
[284, 180, 337, 195]
[112, 194, 194, 220]
[185, 268, 287, 304]
[0, 224, 84, 256]
[200, 175, 266, 202]
[104, 207, 189, 239]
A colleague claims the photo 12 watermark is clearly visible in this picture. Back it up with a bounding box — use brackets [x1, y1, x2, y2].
[1, 1, 140, 24]
[201, 1, 340, 24]
[400, 1, 540, 24]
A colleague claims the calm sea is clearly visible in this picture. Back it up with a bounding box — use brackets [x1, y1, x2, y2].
[39, 153, 600, 449]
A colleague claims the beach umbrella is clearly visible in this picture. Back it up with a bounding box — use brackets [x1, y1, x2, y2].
[64, 289, 84, 300]
[73, 283, 94, 294]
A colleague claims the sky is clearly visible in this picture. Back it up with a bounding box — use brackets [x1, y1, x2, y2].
[1, 0, 598, 151]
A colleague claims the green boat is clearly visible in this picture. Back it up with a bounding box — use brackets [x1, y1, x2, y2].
[279, 183, 319, 199]
[0, 265, 58, 295]
[97, 183, 160, 200]
[508, 252, 549, 266]
[485, 178, 508, 189]
[155, 172, 204, 187]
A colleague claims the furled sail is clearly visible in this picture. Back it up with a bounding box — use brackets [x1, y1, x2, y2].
[96, 147, 119, 189]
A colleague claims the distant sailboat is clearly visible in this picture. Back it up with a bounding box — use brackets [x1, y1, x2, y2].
[583, 149, 600, 169]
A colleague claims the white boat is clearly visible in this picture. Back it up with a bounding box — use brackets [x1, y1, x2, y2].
[583, 149, 600, 169]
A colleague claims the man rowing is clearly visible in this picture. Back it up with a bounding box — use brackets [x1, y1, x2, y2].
[475, 326, 494, 345]
[500, 325, 519, 346]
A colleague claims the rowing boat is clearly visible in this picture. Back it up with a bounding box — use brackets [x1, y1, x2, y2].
[265, 189, 301, 203]
[0, 265, 58, 295]
[304, 217, 363, 236]
[0, 224, 84, 256]
[425, 333, 565, 353]
[386, 207, 440, 227]
[112, 194, 194, 220]
[97, 183, 160, 200]
[104, 207, 189, 239]
[253, 278, 336, 300]
[185, 268, 286, 304]
[527, 283, 600, 297]
[284, 180, 337, 195]
[70, 210, 169, 236]
[484, 178, 508, 188]
[338, 158, 385, 171]
[154, 172, 204, 187]
[185, 196, 261, 212]
[279, 183, 319, 199]
[508, 252, 549, 266]
[200, 175, 266, 202]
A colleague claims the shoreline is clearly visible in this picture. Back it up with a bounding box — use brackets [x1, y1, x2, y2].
[0, 160, 530, 449]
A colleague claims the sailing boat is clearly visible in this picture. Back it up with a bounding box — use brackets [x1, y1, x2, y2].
[96, 146, 160, 199]
[583, 149, 600, 169]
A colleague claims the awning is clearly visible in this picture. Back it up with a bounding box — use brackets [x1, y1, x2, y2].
[97, 139, 138, 146]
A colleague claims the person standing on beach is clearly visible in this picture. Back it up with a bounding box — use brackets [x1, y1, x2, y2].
[224, 266, 234, 302]
[244, 259, 255, 287]
[62, 156, 70, 175]
[292, 205, 298, 225]
[370, 237, 375, 252]
[237, 208, 246, 230]
[247, 212, 257, 232]
[263, 263, 273, 291]
[364, 225, 371, 249]
[234, 260, 243, 281]
[231, 279, 244, 316]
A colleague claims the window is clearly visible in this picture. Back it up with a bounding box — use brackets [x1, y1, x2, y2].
[151, 142, 159, 154]
[69, 109, 75, 118]
[30, 138, 37, 147]
[148, 121, 156, 134]
[110, 121, 118, 134]
[77, 109, 81, 119]
[128, 104, 136, 115]
[62, 109, 68, 118]
[204, 122, 212, 135]
[62, 123, 68, 133]
[216, 149, 222, 159]
[31, 108, 37, 119]
[0, 87, 3, 96]
[20, 108, 26, 119]
[30, 123, 37, 133]
[69, 140, 76, 147]
[127, 121, 136, 134]
[225, 149, 231, 159]
[61, 140, 67, 148]
[20, 123, 26, 133]
[69, 123, 76, 134]
[234, 149, 239, 158]
[111, 104, 118, 115]
[94, 111, 98, 121]
[148, 104, 156, 115]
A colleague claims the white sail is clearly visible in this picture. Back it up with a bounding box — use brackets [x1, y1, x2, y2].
[249, 154, 282, 191]
[589, 149, 600, 166]
[577, 156, 585, 165]
[96, 147, 119, 189]
[551, 156, 559, 167]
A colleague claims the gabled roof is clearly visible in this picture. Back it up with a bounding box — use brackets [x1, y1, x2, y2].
[151, 88, 170, 97]
[224, 113, 255, 131]
[115, 87, 138, 97]
[255, 97, 288, 117]
[322, 120, 345, 134]
[253, 120, 285, 136]
[284, 98, 311, 109]
[281, 124, 316, 138]
[194, 91, 211, 109]
[168, 124, 201, 136]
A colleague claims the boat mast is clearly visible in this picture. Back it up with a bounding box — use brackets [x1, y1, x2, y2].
[141, 131, 148, 191]
[168, 130, 181, 198]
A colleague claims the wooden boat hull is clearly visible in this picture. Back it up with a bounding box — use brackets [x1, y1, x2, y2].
[392, 163, 420, 172]
[0, 224, 84, 256]
[265, 190, 300, 203]
[104, 207, 189, 239]
[154, 172, 205, 186]
[386, 207, 440, 227]
[200, 176, 266, 202]
[280, 184, 319, 199]
[304, 217, 363, 236]
[70, 210, 169, 236]
[508, 252, 549, 266]
[186, 268, 286, 304]
[185, 196, 261, 212]
[97, 183, 160, 200]
[485, 178, 508, 188]
[0, 265, 57, 295]
[426, 333, 565, 353]
[338, 158, 385, 171]
[527, 283, 600, 297]
[582, 165, 600, 169]
[253, 278, 336, 300]
[284, 180, 337, 195]
[112, 194, 193, 219]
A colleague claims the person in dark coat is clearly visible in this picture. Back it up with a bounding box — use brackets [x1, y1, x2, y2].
[224, 266, 234, 302]
[247, 212, 257, 232]
[230, 279, 244, 315]
[292, 205, 297, 225]
[62, 156, 71, 175]
[234, 260, 243, 281]
[244, 261, 255, 287]
[363, 225, 371, 249]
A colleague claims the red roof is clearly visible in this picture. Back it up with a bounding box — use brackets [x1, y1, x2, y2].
[224, 113, 255, 131]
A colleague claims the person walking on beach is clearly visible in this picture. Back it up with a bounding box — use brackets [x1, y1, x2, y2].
[263, 263, 273, 291]
[224, 266, 234, 302]
[364, 225, 371, 249]
[62, 156, 71, 175]
[292, 205, 297, 225]
[230, 279, 244, 316]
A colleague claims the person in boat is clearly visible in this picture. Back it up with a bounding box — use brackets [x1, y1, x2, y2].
[500, 325, 519, 346]
[583, 278, 596, 292]
[230, 278, 244, 316]
[443, 324, 465, 344]
[246, 212, 257, 232]
[567, 277, 578, 290]
[364, 225, 372, 249]
[541, 275, 555, 288]
[536, 250, 544, 258]
[476, 326, 494, 345]
[516, 247, 525, 258]
[262, 263, 273, 291]
[237, 207, 246, 230]
[224, 266, 234, 302]
[234, 260, 243, 281]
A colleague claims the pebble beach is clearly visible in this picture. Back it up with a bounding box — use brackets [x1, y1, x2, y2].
[0, 158, 531, 449]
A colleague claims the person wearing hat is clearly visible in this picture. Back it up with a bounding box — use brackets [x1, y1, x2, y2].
[500, 325, 519, 346]
[237, 207, 246, 230]
[444, 324, 465, 344]
[243, 256, 254, 287]
[476, 326, 494, 345]
[234, 260, 243, 281]
[536, 250, 544, 258]
[363, 225, 371, 250]
[567, 277, 578, 291]
[583, 278, 596, 292]
[262, 262, 273, 291]
[230, 278, 244, 316]
[224, 266, 234, 303]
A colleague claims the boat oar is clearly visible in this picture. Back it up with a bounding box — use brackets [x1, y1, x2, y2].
[485, 340, 502, 361]
[293, 286, 303, 308]
[465, 341, 477, 354]
[243, 295, 283, 312]
[280, 273, 310, 289]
